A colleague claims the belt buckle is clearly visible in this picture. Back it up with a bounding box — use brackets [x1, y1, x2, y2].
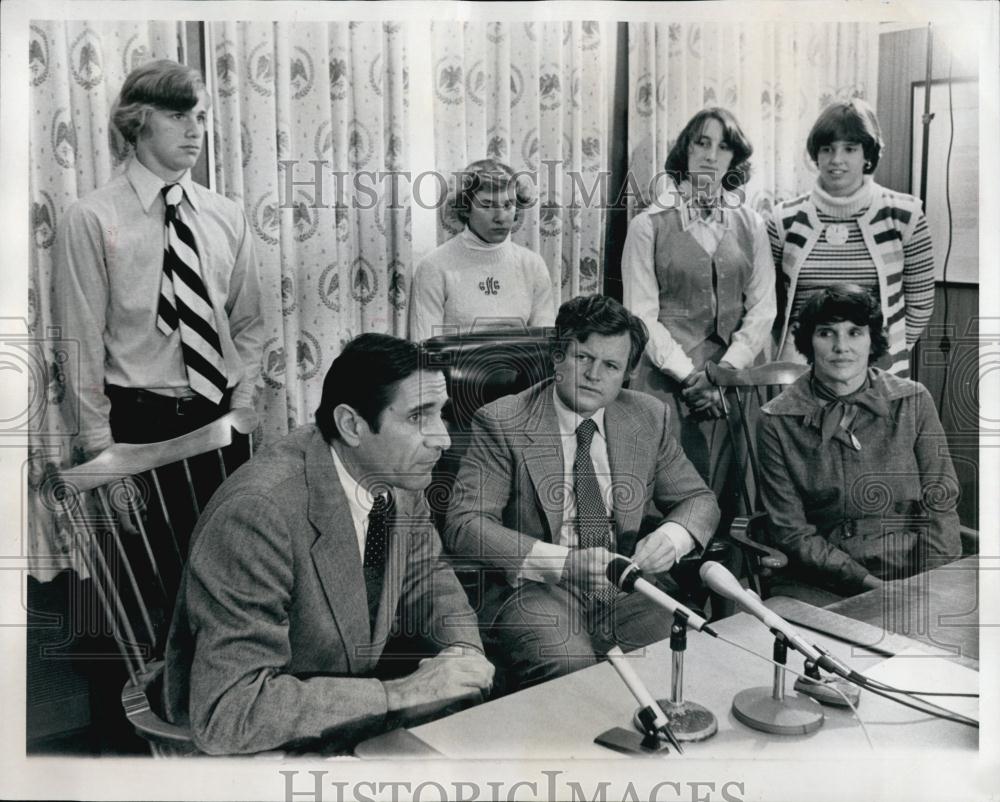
[175, 396, 196, 416]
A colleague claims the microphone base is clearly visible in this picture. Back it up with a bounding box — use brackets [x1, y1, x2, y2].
[732, 687, 824, 736]
[632, 700, 718, 742]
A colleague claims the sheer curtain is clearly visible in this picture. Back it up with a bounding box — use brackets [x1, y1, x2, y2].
[207, 21, 411, 442]
[429, 21, 610, 301]
[627, 21, 880, 217]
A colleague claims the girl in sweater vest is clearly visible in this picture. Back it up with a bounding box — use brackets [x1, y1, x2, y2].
[767, 99, 935, 378]
[622, 108, 776, 521]
[408, 159, 555, 342]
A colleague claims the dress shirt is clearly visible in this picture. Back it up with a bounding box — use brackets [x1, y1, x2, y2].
[621, 181, 775, 381]
[329, 445, 378, 559]
[54, 157, 263, 457]
[517, 387, 696, 584]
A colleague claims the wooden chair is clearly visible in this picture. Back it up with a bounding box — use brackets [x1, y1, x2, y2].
[50, 408, 258, 756]
[705, 361, 809, 598]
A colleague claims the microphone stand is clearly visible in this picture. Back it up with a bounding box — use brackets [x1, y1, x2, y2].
[731, 633, 824, 735]
[631, 610, 718, 742]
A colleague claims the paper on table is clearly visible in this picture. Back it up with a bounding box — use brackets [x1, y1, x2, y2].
[861, 647, 979, 721]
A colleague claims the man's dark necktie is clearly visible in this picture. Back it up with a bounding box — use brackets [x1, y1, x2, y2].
[574, 418, 616, 604]
[363, 492, 391, 633]
[156, 183, 228, 403]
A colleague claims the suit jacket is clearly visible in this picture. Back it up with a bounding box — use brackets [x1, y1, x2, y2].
[443, 379, 720, 616]
[162, 426, 482, 755]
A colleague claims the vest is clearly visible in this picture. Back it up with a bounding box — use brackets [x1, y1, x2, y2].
[772, 184, 923, 378]
[650, 207, 755, 357]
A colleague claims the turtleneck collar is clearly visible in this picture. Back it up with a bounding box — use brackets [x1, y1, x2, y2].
[810, 174, 874, 219]
[461, 226, 510, 252]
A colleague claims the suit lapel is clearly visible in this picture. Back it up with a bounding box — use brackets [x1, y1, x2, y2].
[305, 432, 372, 673]
[522, 386, 566, 543]
[605, 398, 651, 547]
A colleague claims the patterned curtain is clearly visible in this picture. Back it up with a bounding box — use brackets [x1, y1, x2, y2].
[27, 21, 186, 580]
[430, 21, 609, 302]
[627, 21, 879, 217]
[207, 21, 410, 442]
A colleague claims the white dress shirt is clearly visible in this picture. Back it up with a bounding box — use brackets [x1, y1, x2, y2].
[621, 181, 776, 381]
[329, 444, 378, 558]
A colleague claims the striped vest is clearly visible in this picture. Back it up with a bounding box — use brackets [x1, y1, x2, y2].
[771, 184, 923, 378]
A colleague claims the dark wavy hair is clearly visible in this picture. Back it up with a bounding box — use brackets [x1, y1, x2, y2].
[664, 107, 753, 191]
[550, 294, 649, 372]
[111, 59, 207, 145]
[806, 98, 884, 174]
[452, 158, 533, 225]
[316, 333, 432, 442]
[793, 284, 889, 364]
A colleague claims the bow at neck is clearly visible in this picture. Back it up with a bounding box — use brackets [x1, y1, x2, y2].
[806, 370, 889, 448]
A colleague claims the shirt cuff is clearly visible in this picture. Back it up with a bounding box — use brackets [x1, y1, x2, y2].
[720, 341, 757, 371]
[515, 540, 571, 585]
[658, 521, 697, 559]
[651, 347, 696, 384]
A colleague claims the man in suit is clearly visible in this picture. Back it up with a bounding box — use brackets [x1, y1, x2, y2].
[444, 294, 720, 690]
[163, 334, 494, 755]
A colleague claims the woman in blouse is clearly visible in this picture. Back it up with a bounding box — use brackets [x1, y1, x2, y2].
[622, 107, 775, 512]
[408, 158, 555, 342]
[769, 98, 935, 378]
[758, 284, 960, 603]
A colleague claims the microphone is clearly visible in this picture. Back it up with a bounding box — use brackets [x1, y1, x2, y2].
[698, 561, 851, 678]
[605, 646, 682, 753]
[606, 556, 716, 636]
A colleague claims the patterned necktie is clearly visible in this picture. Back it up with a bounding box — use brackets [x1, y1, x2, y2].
[363, 492, 391, 633]
[156, 183, 228, 404]
[574, 418, 616, 604]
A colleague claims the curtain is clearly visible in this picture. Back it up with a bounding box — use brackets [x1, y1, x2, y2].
[429, 21, 609, 301]
[627, 21, 880, 217]
[207, 21, 410, 442]
[27, 21, 186, 580]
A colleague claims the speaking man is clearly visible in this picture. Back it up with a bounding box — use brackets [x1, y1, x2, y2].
[444, 294, 720, 690]
[163, 334, 494, 754]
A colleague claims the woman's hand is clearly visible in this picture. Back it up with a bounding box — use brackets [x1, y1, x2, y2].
[680, 370, 723, 417]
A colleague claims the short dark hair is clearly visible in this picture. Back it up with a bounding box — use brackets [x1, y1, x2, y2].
[315, 333, 428, 442]
[452, 158, 533, 225]
[664, 107, 753, 191]
[111, 59, 207, 145]
[550, 294, 649, 372]
[806, 98, 884, 173]
[793, 284, 889, 364]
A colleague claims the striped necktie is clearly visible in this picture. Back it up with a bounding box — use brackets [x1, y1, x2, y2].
[156, 183, 228, 404]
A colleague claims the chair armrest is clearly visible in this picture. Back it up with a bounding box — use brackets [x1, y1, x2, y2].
[121, 663, 199, 753]
[727, 513, 788, 570]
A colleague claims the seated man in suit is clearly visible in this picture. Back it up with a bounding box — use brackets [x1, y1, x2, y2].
[444, 294, 720, 690]
[163, 333, 494, 754]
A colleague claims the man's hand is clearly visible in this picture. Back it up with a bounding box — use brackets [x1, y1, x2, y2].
[383, 649, 494, 724]
[680, 370, 723, 417]
[560, 546, 615, 594]
[631, 529, 681, 575]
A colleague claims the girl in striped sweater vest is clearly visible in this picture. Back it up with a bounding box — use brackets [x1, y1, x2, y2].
[767, 99, 934, 378]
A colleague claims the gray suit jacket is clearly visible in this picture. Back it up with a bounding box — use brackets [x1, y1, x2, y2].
[443, 380, 720, 613]
[162, 426, 482, 755]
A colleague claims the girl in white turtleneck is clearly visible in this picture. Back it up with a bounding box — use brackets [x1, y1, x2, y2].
[768, 99, 935, 377]
[408, 159, 555, 342]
